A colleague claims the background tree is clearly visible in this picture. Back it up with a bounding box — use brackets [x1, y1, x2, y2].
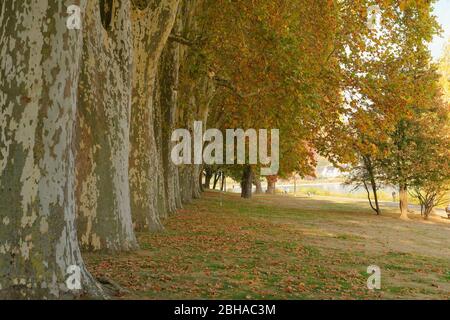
[408, 95, 450, 218]
[198, 0, 340, 198]
[317, 0, 444, 219]
[345, 155, 383, 215]
[438, 39, 450, 102]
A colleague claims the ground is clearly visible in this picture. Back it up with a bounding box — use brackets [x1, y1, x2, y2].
[85, 191, 450, 299]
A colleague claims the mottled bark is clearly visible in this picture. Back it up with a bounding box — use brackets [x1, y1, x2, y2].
[179, 165, 194, 204]
[188, 75, 215, 200]
[153, 73, 169, 219]
[171, 0, 215, 201]
[157, 22, 184, 214]
[75, 0, 138, 252]
[129, 0, 180, 231]
[158, 0, 207, 206]
[253, 177, 263, 194]
[177, 74, 214, 201]
[0, 1, 103, 298]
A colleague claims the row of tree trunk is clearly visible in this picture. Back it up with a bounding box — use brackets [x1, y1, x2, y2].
[241, 168, 277, 199]
[0, 0, 207, 299]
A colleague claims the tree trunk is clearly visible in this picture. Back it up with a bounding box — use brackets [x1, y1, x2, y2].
[399, 185, 409, 220]
[293, 175, 297, 194]
[153, 69, 169, 220]
[241, 166, 253, 199]
[198, 166, 205, 193]
[253, 177, 263, 194]
[179, 166, 194, 204]
[173, 0, 215, 203]
[266, 176, 277, 194]
[363, 156, 381, 215]
[363, 181, 381, 215]
[192, 165, 202, 199]
[423, 205, 433, 219]
[75, 0, 138, 252]
[370, 181, 381, 215]
[157, 9, 186, 214]
[220, 172, 226, 191]
[204, 171, 213, 189]
[421, 194, 435, 220]
[129, 0, 180, 231]
[0, 1, 103, 298]
[213, 172, 221, 190]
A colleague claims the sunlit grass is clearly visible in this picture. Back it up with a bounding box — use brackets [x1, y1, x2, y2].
[85, 191, 450, 300]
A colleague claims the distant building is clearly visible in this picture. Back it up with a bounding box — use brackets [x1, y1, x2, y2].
[316, 166, 344, 179]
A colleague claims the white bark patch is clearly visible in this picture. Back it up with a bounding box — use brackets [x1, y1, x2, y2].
[19, 236, 33, 260]
[0, 241, 11, 254]
[39, 217, 49, 234]
[2, 216, 9, 226]
[91, 234, 101, 251]
[19, 162, 40, 228]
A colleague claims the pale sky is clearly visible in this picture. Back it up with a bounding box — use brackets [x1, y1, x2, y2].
[430, 0, 450, 60]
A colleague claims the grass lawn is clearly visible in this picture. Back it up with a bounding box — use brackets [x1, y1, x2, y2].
[84, 191, 450, 299]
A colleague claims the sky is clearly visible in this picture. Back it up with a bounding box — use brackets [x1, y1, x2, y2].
[430, 0, 450, 60]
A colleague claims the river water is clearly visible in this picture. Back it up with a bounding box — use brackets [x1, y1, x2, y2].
[228, 182, 397, 196]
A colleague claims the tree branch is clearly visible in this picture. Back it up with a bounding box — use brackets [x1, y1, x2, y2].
[212, 76, 271, 99]
[168, 34, 196, 46]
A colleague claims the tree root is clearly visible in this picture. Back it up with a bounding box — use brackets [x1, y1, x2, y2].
[96, 277, 130, 297]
